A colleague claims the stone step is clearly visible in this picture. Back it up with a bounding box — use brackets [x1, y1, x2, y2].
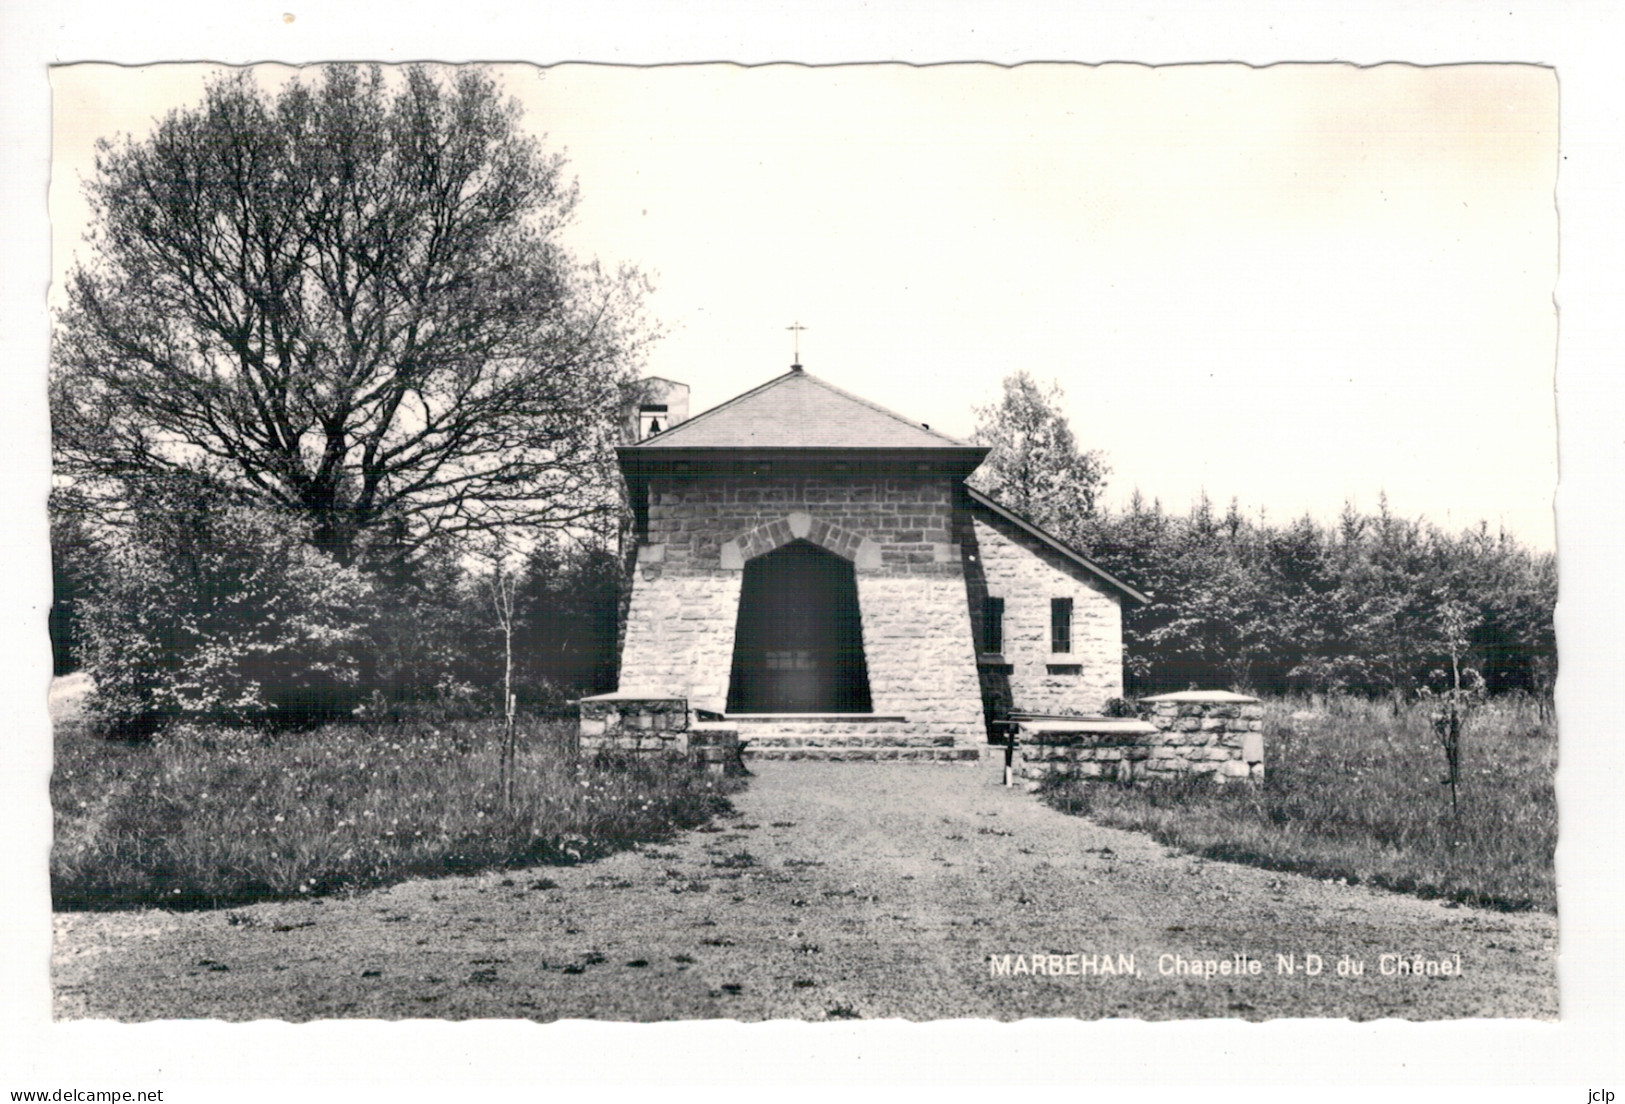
[741, 732, 958, 748]
[724, 721, 918, 734]
[726, 714, 909, 724]
[744, 746, 982, 763]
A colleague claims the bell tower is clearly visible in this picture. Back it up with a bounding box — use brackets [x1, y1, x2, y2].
[627, 377, 691, 442]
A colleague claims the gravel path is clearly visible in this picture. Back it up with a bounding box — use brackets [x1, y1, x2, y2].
[53, 758, 1557, 1020]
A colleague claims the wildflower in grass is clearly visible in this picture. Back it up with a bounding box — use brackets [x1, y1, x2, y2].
[1040, 693, 1553, 912]
[52, 714, 738, 911]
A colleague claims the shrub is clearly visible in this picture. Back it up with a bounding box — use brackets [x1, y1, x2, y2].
[1101, 696, 1139, 718]
[80, 492, 372, 735]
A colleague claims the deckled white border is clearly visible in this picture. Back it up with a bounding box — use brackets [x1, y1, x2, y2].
[3, 2, 1619, 1095]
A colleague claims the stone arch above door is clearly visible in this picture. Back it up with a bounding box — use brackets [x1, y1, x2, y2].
[720, 511, 882, 571]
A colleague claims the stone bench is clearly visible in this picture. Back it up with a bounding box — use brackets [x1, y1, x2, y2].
[1012, 691, 1265, 785]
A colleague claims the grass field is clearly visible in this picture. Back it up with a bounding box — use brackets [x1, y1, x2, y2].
[51, 712, 739, 911]
[1040, 694, 1557, 912]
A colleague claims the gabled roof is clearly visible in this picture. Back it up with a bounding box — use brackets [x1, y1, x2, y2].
[965, 485, 1151, 605]
[630, 368, 973, 451]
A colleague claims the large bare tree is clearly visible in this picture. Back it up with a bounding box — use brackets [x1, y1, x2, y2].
[52, 64, 653, 565]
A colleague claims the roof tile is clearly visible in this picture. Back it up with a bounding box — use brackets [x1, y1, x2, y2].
[632, 370, 971, 450]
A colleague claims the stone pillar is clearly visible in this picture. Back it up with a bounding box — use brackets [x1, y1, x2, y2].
[576, 693, 690, 756]
[1136, 691, 1265, 781]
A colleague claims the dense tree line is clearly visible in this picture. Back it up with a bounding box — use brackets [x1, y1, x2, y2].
[1067, 492, 1555, 700]
[970, 373, 1556, 702]
[51, 494, 625, 734]
[53, 459, 1553, 735]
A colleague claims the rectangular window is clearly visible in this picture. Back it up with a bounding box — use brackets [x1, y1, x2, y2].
[982, 596, 1004, 654]
[1051, 597, 1073, 654]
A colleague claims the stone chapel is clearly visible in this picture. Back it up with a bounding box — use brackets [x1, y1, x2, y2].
[595, 363, 1151, 762]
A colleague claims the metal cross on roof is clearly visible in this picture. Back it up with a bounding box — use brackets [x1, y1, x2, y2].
[787, 320, 808, 368]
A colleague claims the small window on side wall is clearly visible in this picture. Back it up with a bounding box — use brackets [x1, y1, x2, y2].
[1051, 597, 1073, 654]
[983, 596, 1005, 654]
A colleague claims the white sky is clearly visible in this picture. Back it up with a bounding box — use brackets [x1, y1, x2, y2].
[51, 62, 1558, 548]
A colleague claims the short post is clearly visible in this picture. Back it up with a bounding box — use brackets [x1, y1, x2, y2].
[1003, 727, 1019, 787]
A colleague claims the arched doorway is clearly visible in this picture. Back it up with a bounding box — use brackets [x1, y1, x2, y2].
[726, 540, 873, 714]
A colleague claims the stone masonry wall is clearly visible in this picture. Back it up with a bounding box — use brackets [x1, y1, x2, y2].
[616, 562, 741, 715]
[577, 693, 745, 774]
[577, 694, 689, 755]
[646, 474, 961, 576]
[855, 573, 986, 743]
[1014, 692, 1265, 785]
[616, 471, 986, 742]
[1137, 693, 1265, 781]
[967, 513, 1123, 716]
